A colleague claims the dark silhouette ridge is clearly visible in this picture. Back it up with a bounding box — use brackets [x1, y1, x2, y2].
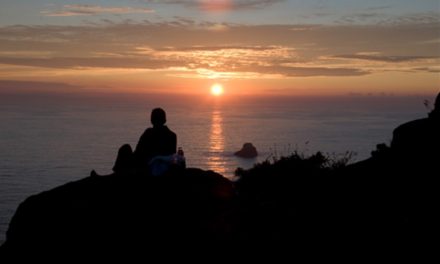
[391, 92, 440, 165]
[1, 93, 439, 259]
[341, 92, 439, 245]
[234, 142, 258, 158]
[0, 168, 236, 259]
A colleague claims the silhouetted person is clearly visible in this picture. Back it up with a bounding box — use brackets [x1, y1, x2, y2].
[134, 108, 177, 167]
[112, 108, 177, 175]
[391, 92, 440, 165]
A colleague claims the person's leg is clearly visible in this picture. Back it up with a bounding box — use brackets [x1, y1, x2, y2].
[112, 144, 134, 173]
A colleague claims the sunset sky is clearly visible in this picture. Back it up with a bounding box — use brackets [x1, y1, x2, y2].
[0, 0, 438, 96]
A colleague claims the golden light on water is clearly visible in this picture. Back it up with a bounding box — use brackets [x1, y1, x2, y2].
[211, 83, 224, 96]
[207, 110, 226, 174]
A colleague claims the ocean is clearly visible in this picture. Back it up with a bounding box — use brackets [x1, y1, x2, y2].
[0, 92, 431, 243]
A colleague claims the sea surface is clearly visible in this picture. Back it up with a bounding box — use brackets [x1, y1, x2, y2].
[0, 92, 432, 243]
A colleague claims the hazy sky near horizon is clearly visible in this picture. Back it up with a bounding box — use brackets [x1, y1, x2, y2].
[0, 0, 439, 95]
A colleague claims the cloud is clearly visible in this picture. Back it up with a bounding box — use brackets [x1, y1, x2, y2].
[155, 45, 283, 51]
[144, 0, 285, 11]
[365, 5, 392, 11]
[42, 4, 154, 17]
[0, 20, 438, 79]
[335, 11, 440, 25]
[0, 57, 179, 69]
[242, 65, 367, 77]
[333, 54, 436, 63]
[0, 46, 366, 78]
[413, 67, 440, 73]
[383, 12, 440, 25]
[204, 23, 230, 31]
[336, 12, 385, 24]
[173, 65, 366, 79]
[0, 80, 84, 93]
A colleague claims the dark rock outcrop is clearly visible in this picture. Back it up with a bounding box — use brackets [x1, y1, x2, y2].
[0, 168, 236, 258]
[234, 143, 258, 158]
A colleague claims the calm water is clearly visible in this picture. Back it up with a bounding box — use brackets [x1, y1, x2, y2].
[0, 93, 431, 243]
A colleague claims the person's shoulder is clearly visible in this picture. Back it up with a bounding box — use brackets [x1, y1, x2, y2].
[167, 128, 177, 139]
[140, 127, 154, 136]
[163, 126, 176, 134]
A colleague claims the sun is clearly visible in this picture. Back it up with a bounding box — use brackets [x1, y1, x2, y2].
[210, 83, 224, 96]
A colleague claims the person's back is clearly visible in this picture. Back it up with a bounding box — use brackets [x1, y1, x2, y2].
[134, 108, 177, 171]
[135, 125, 176, 164]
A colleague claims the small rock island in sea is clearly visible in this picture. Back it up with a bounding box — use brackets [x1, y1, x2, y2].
[234, 143, 258, 158]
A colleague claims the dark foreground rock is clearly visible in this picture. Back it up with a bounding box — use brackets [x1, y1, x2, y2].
[1, 154, 437, 259]
[0, 168, 236, 259]
[2, 94, 439, 260]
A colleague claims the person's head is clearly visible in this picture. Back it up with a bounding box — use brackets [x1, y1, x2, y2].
[151, 108, 166, 126]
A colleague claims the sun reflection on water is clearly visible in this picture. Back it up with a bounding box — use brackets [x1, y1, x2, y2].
[207, 110, 226, 175]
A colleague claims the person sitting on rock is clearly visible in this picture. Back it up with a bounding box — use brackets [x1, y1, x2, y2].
[111, 108, 178, 175]
[134, 108, 177, 170]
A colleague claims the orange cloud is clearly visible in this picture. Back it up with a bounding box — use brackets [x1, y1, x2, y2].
[198, 0, 232, 12]
[145, 0, 285, 12]
[0, 19, 438, 95]
[42, 5, 154, 17]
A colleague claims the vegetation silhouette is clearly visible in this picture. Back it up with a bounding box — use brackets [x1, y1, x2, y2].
[0, 93, 438, 258]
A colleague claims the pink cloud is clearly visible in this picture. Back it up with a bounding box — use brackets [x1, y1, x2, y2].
[42, 4, 154, 17]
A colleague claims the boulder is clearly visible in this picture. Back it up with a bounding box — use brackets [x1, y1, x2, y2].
[0, 168, 236, 259]
[234, 143, 258, 158]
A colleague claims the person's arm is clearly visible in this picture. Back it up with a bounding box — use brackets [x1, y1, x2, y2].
[172, 132, 177, 154]
[134, 132, 145, 156]
[134, 129, 151, 165]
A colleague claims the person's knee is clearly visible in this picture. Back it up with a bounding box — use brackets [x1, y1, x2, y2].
[119, 144, 133, 155]
[113, 144, 134, 173]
